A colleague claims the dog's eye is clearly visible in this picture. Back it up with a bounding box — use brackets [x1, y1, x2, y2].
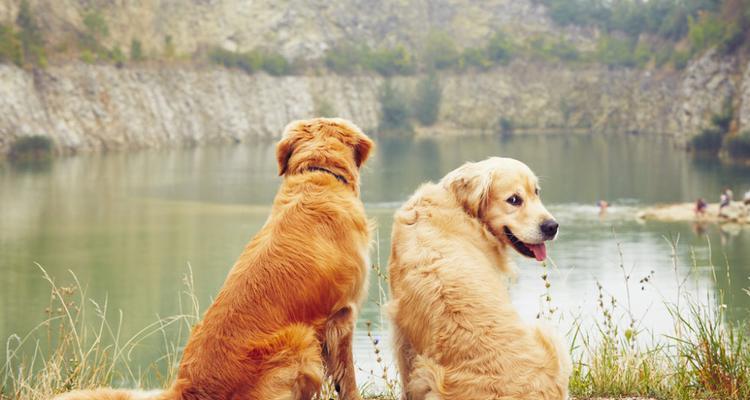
[535, 187, 540, 196]
[506, 195, 523, 206]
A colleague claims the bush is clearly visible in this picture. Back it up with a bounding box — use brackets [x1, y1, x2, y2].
[16, 0, 45, 66]
[365, 45, 416, 76]
[670, 49, 690, 69]
[130, 39, 144, 61]
[324, 44, 362, 74]
[528, 35, 580, 62]
[422, 30, 460, 70]
[595, 35, 637, 67]
[0, 24, 23, 65]
[260, 51, 290, 76]
[725, 133, 750, 159]
[687, 13, 725, 54]
[485, 32, 515, 64]
[460, 47, 492, 70]
[8, 135, 53, 161]
[378, 80, 412, 134]
[413, 72, 442, 126]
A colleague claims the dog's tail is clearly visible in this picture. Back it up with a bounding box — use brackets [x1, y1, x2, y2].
[52, 388, 168, 400]
[407, 355, 446, 400]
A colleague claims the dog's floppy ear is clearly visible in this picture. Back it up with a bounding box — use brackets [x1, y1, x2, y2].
[354, 135, 374, 167]
[441, 162, 493, 218]
[276, 121, 306, 176]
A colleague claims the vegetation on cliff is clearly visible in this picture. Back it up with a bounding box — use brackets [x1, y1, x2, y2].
[0, 0, 747, 75]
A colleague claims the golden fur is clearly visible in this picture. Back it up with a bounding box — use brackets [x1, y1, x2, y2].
[55, 118, 375, 400]
[387, 157, 572, 400]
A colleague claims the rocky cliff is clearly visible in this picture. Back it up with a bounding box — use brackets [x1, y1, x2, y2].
[1, 50, 747, 154]
[0, 0, 749, 155]
[0, 0, 595, 60]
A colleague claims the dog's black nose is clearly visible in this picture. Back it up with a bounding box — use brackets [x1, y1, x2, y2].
[540, 219, 558, 238]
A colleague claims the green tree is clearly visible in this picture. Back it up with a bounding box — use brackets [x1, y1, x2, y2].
[0, 24, 23, 65]
[83, 11, 109, 40]
[164, 35, 175, 58]
[378, 80, 412, 133]
[16, 0, 45, 66]
[485, 32, 514, 64]
[366, 45, 416, 76]
[422, 30, 460, 70]
[130, 39, 144, 61]
[413, 72, 442, 126]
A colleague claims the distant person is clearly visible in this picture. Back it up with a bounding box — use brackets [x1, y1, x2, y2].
[725, 187, 734, 201]
[719, 191, 730, 216]
[744, 190, 750, 205]
[695, 198, 707, 217]
[597, 200, 609, 217]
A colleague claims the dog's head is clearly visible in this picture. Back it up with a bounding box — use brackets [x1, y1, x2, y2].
[440, 157, 557, 261]
[276, 118, 374, 190]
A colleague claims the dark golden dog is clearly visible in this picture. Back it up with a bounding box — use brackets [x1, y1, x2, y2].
[56, 118, 374, 400]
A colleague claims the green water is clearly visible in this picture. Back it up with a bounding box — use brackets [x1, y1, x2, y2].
[1, 133, 749, 387]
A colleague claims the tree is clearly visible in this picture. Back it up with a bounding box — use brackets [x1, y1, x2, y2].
[378, 81, 412, 133]
[413, 72, 442, 126]
[422, 30, 459, 70]
[16, 0, 45, 66]
[130, 39, 144, 61]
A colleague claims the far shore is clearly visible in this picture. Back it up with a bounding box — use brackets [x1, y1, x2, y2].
[637, 201, 749, 224]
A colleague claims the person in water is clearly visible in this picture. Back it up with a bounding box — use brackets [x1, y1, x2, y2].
[695, 198, 707, 217]
[719, 188, 731, 216]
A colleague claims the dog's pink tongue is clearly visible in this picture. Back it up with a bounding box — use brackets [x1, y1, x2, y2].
[528, 243, 547, 261]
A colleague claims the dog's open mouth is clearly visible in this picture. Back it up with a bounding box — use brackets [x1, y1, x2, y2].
[503, 226, 547, 261]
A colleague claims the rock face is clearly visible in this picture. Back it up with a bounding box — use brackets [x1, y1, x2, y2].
[1, 0, 749, 154]
[1, 51, 750, 154]
[0, 0, 594, 60]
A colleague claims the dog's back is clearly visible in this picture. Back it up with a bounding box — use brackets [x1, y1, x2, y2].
[55, 118, 374, 400]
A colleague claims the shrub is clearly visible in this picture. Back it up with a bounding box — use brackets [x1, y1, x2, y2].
[366, 45, 416, 76]
[528, 35, 580, 62]
[0, 24, 23, 65]
[595, 35, 637, 67]
[413, 72, 442, 126]
[110, 46, 125, 67]
[460, 47, 492, 70]
[687, 12, 725, 54]
[378, 80, 412, 134]
[725, 133, 750, 159]
[485, 32, 515, 64]
[164, 35, 175, 58]
[670, 49, 690, 69]
[16, 0, 45, 66]
[422, 30, 460, 70]
[260, 50, 290, 76]
[8, 135, 53, 161]
[324, 44, 362, 74]
[130, 39, 144, 61]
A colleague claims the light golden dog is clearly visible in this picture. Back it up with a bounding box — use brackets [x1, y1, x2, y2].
[387, 157, 571, 400]
[55, 118, 374, 400]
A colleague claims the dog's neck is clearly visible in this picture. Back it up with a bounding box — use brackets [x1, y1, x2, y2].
[304, 166, 349, 185]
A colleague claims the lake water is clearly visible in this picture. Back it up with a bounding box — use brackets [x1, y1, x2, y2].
[1, 133, 749, 391]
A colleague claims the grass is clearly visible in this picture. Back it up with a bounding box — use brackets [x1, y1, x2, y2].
[2, 237, 749, 400]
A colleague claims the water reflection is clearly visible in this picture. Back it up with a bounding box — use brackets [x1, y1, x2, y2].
[1, 133, 748, 387]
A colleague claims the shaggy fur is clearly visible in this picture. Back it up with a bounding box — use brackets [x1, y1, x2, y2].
[388, 157, 572, 400]
[55, 118, 374, 400]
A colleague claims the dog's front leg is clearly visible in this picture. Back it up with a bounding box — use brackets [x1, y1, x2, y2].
[324, 304, 362, 400]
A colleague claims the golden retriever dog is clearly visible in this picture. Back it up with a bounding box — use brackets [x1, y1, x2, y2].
[387, 157, 571, 400]
[55, 118, 374, 400]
